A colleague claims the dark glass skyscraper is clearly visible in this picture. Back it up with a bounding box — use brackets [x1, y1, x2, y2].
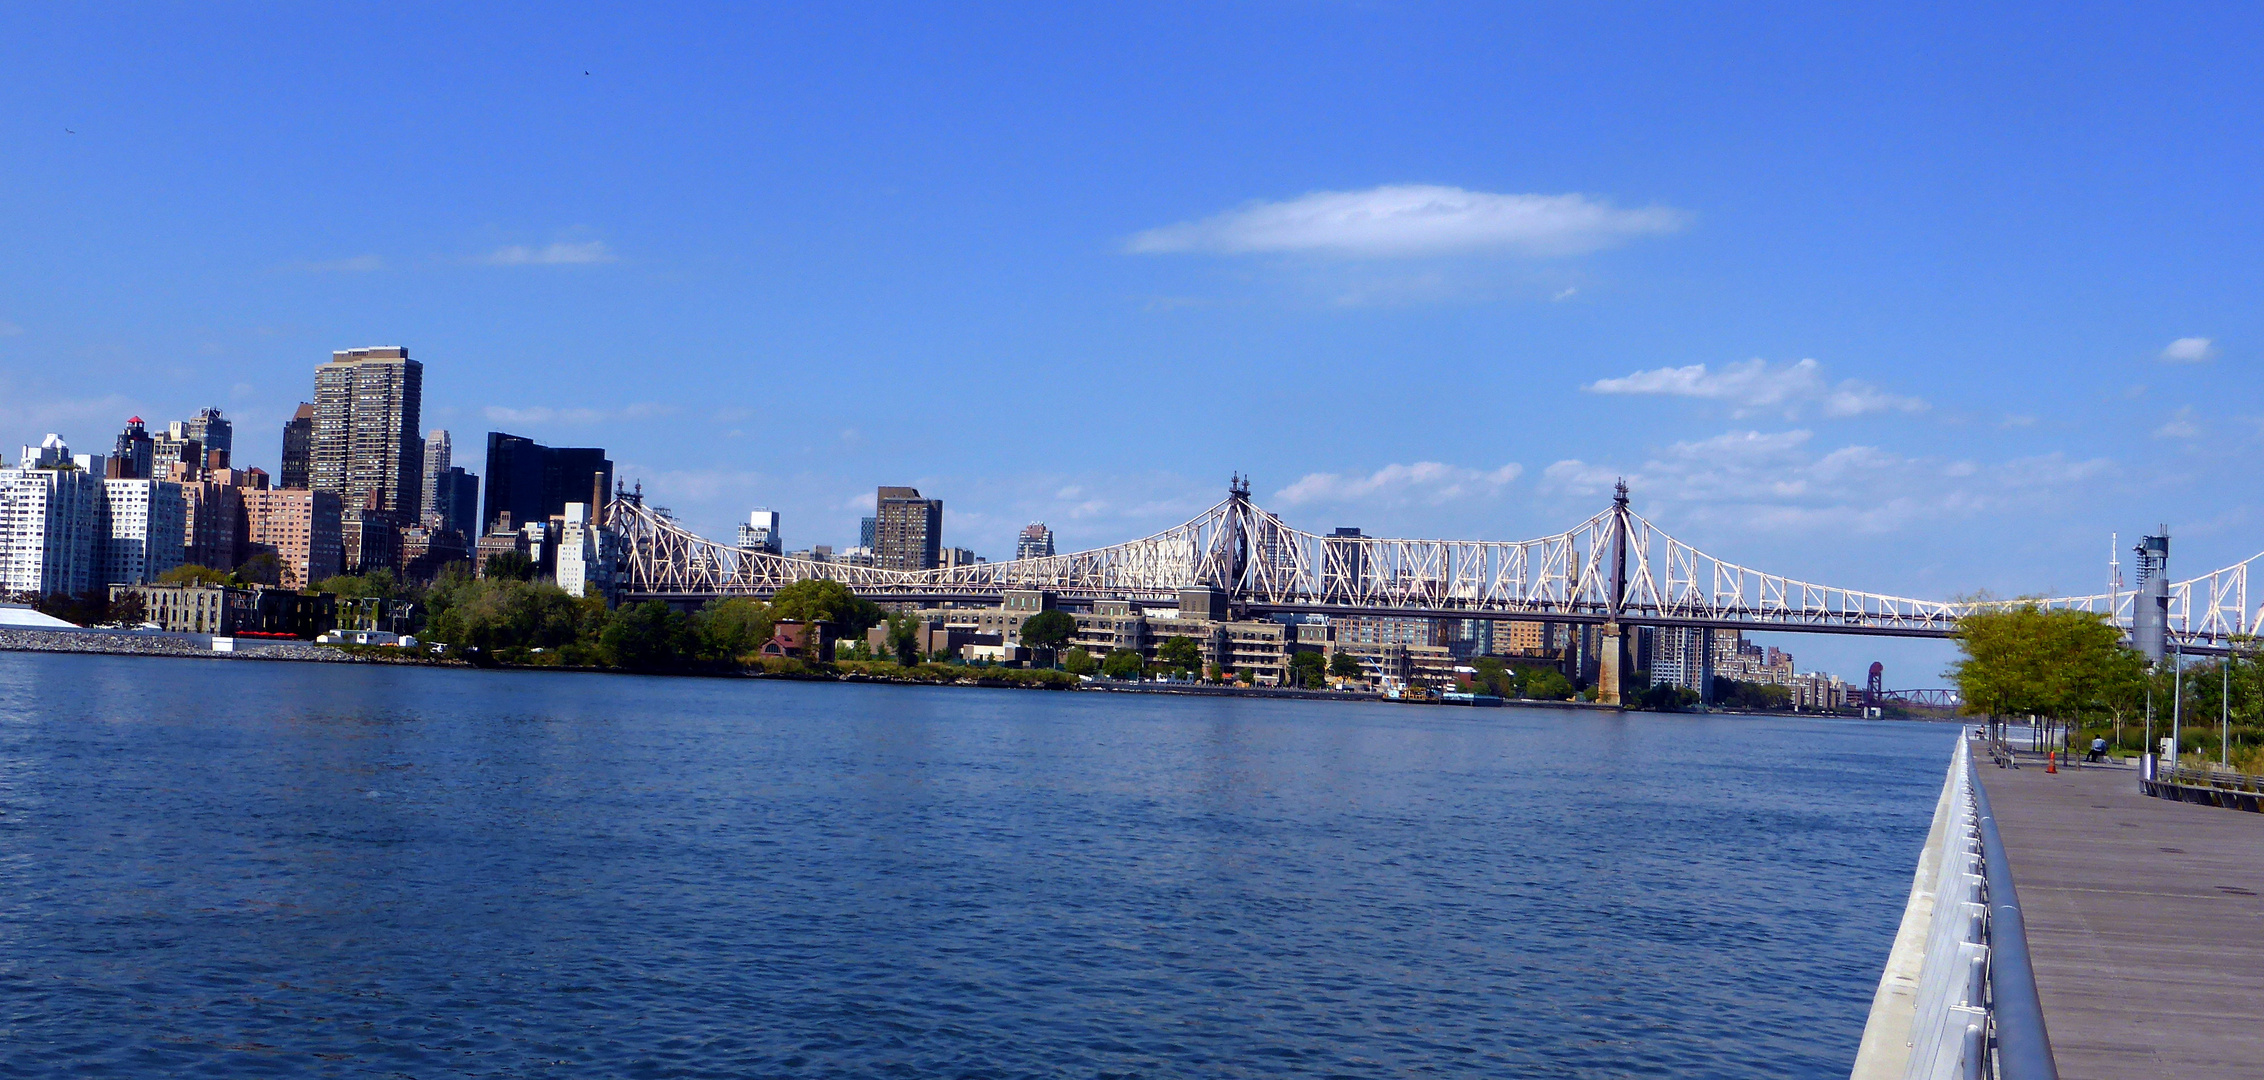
[280, 404, 314, 489]
[482, 432, 612, 535]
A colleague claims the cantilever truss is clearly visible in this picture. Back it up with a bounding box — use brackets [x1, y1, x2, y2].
[608, 487, 2264, 645]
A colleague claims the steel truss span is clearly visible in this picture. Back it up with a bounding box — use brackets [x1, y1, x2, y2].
[607, 485, 2264, 646]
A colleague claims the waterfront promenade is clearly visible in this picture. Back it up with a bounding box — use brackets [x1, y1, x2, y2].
[1980, 756, 2264, 1078]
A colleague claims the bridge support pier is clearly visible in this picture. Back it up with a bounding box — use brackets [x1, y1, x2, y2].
[1598, 621, 1628, 706]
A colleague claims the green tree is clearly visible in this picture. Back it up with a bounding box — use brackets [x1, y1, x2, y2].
[767, 579, 883, 635]
[232, 552, 283, 587]
[1328, 651, 1362, 679]
[483, 550, 537, 582]
[1062, 646, 1097, 676]
[159, 564, 232, 586]
[886, 612, 924, 666]
[601, 600, 693, 670]
[1520, 666, 1575, 700]
[1019, 609, 1077, 657]
[1471, 655, 1511, 697]
[105, 590, 147, 627]
[424, 579, 591, 655]
[694, 597, 772, 661]
[1158, 635, 1201, 674]
[315, 568, 402, 602]
[1288, 650, 1327, 689]
[1102, 648, 1146, 680]
[1950, 603, 2137, 747]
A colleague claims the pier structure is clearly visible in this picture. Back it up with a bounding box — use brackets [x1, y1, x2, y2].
[1858, 740, 2264, 1078]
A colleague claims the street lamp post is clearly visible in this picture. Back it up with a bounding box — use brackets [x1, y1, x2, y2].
[2171, 642, 2183, 768]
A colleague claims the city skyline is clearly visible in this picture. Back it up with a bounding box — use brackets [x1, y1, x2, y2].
[7, 6, 2263, 677]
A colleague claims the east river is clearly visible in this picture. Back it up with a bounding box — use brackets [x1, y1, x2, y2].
[0, 651, 1951, 1077]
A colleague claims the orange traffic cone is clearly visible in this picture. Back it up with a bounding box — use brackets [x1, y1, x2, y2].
[2046, 751, 2057, 774]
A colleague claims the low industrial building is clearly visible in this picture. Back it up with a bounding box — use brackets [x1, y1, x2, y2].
[111, 582, 337, 637]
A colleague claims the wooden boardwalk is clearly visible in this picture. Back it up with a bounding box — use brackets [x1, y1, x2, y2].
[1980, 755, 2264, 1078]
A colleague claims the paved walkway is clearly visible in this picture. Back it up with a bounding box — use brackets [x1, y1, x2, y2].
[1980, 754, 2264, 1079]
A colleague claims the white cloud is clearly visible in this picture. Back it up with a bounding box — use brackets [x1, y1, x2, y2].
[2153, 407, 2202, 439]
[2159, 337, 2217, 363]
[483, 402, 669, 425]
[1127, 185, 1685, 258]
[1275, 461, 1524, 507]
[1584, 358, 1927, 419]
[0, 320, 22, 336]
[0, 380, 139, 442]
[1999, 414, 2037, 429]
[480, 241, 616, 266]
[1541, 429, 2114, 535]
[297, 254, 384, 272]
[1552, 286, 1578, 302]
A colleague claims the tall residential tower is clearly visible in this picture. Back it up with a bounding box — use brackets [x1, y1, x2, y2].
[874, 486, 942, 571]
[311, 347, 423, 571]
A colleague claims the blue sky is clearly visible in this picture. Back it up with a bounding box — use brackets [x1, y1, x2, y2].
[6, 3, 2261, 678]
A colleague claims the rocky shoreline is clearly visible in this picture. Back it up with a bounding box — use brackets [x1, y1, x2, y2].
[0, 628, 355, 663]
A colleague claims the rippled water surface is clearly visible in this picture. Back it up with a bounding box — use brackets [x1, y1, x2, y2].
[0, 652, 1953, 1077]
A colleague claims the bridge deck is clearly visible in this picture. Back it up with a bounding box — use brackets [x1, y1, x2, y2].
[1979, 755, 2264, 1078]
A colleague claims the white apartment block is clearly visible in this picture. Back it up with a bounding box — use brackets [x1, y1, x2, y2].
[554, 502, 615, 599]
[0, 466, 102, 597]
[99, 478, 186, 586]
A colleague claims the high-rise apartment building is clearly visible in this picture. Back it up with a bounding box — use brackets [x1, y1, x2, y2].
[481, 432, 612, 536]
[1, 437, 102, 597]
[874, 486, 942, 571]
[859, 516, 878, 550]
[738, 509, 782, 554]
[241, 488, 344, 588]
[1321, 527, 1366, 601]
[180, 408, 232, 466]
[279, 404, 314, 489]
[1649, 626, 1715, 697]
[312, 347, 424, 521]
[97, 479, 186, 586]
[420, 430, 451, 526]
[110, 417, 155, 480]
[1015, 522, 1055, 560]
[179, 479, 245, 570]
[150, 422, 203, 477]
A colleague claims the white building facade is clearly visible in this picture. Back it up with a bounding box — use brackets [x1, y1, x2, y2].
[554, 502, 616, 599]
[0, 463, 102, 597]
[99, 478, 186, 586]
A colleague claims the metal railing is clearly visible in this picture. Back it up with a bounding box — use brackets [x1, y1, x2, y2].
[2143, 761, 2264, 812]
[1968, 751, 2058, 1080]
[1858, 739, 2058, 1079]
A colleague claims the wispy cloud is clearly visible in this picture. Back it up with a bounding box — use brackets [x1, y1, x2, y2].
[2153, 407, 2202, 439]
[1127, 185, 1685, 259]
[0, 320, 23, 336]
[1276, 461, 1524, 507]
[296, 254, 385, 273]
[483, 401, 670, 425]
[2159, 336, 2217, 363]
[1584, 358, 1927, 419]
[1541, 429, 2114, 535]
[0, 378, 138, 439]
[480, 240, 616, 266]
